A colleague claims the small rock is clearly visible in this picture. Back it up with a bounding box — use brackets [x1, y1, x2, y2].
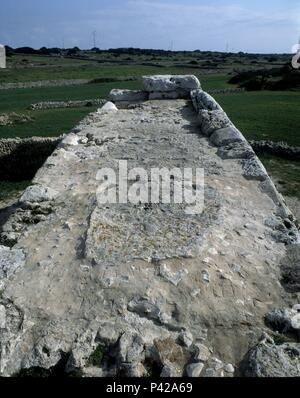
[159, 264, 188, 286]
[161, 360, 181, 377]
[194, 343, 211, 362]
[191, 289, 201, 298]
[98, 102, 118, 113]
[60, 134, 79, 148]
[178, 330, 193, 348]
[19, 185, 58, 204]
[0, 305, 6, 329]
[291, 314, 300, 330]
[186, 362, 204, 377]
[224, 363, 235, 373]
[292, 304, 300, 313]
[202, 270, 210, 283]
[101, 278, 114, 288]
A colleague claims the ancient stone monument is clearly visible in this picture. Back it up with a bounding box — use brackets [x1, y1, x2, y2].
[0, 75, 299, 377]
[0, 45, 6, 69]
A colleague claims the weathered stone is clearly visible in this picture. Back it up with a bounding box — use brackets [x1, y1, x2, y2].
[0, 305, 6, 329]
[194, 343, 211, 362]
[19, 185, 58, 204]
[265, 309, 293, 333]
[149, 90, 189, 100]
[0, 76, 297, 378]
[241, 339, 300, 377]
[128, 297, 163, 323]
[109, 89, 148, 102]
[160, 360, 182, 377]
[190, 89, 223, 112]
[82, 366, 103, 377]
[291, 314, 300, 330]
[159, 264, 188, 286]
[178, 330, 193, 348]
[186, 362, 204, 377]
[210, 126, 245, 147]
[97, 101, 118, 113]
[143, 75, 201, 93]
[293, 304, 300, 312]
[59, 133, 80, 148]
[217, 142, 255, 160]
[224, 363, 235, 373]
[118, 332, 145, 365]
[242, 158, 268, 181]
[154, 338, 190, 373]
[198, 109, 232, 136]
[0, 246, 26, 279]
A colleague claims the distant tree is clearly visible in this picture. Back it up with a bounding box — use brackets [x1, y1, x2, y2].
[66, 47, 80, 56]
[4, 45, 14, 56]
[14, 47, 39, 55]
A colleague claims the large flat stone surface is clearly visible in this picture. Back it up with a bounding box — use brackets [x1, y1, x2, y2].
[0, 99, 298, 376]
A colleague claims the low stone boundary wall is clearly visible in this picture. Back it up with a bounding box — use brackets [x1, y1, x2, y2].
[207, 88, 245, 95]
[29, 99, 106, 110]
[0, 137, 62, 180]
[250, 140, 300, 161]
[0, 76, 137, 90]
[0, 79, 90, 90]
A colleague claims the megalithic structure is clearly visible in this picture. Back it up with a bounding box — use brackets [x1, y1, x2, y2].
[0, 44, 6, 68]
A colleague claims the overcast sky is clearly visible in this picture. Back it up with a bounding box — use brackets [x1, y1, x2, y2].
[0, 0, 299, 53]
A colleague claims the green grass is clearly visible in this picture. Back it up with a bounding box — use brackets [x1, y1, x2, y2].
[0, 108, 98, 138]
[0, 181, 31, 203]
[200, 73, 233, 90]
[0, 81, 141, 138]
[0, 81, 141, 112]
[215, 91, 300, 147]
[259, 154, 300, 199]
[0, 64, 208, 83]
[0, 74, 232, 138]
[87, 344, 106, 367]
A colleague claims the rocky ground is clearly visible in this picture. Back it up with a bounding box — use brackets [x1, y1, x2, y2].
[0, 77, 299, 377]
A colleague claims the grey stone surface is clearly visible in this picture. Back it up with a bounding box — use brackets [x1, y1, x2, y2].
[198, 109, 232, 136]
[242, 158, 268, 181]
[159, 264, 188, 286]
[266, 307, 300, 334]
[143, 75, 201, 93]
[97, 101, 118, 113]
[186, 362, 204, 377]
[194, 343, 211, 362]
[149, 90, 189, 100]
[19, 185, 58, 204]
[210, 126, 245, 147]
[0, 245, 25, 280]
[109, 89, 148, 102]
[0, 77, 298, 377]
[190, 89, 223, 112]
[242, 338, 300, 377]
[217, 142, 255, 160]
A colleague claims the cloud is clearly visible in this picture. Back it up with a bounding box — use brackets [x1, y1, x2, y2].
[84, 0, 300, 52]
[1, 0, 299, 52]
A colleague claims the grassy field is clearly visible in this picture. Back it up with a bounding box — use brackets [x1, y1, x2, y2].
[0, 81, 141, 138]
[260, 154, 300, 199]
[0, 62, 227, 84]
[0, 74, 235, 138]
[215, 91, 300, 147]
[0, 181, 31, 204]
